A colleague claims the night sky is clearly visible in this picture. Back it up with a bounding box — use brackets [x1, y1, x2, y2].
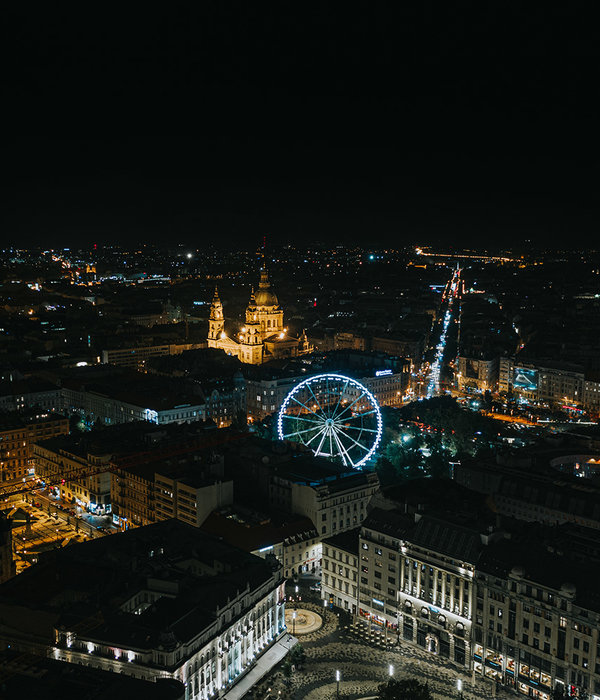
[4, 5, 599, 249]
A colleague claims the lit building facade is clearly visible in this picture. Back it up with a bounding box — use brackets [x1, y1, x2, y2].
[353, 510, 475, 669]
[0, 521, 287, 698]
[101, 342, 206, 369]
[472, 541, 600, 700]
[457, 356, 498, 393]
[0, 412, 68, 482]
[207, 266, 311, 365]
[33, 438, 112, 514]
[269, 469, 379, 539]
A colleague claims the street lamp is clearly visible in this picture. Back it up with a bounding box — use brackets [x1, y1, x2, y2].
[388, 664, 394, 677]
[292, 610, 297, 636]
[335, 669, 341, 699]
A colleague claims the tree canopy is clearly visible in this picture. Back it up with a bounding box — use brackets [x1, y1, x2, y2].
[377, 678, 433, 700]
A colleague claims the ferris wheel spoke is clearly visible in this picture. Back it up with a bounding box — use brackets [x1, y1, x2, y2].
[332, 428, 355, 467]
[330, 379, 349, 419]
[315, 430, 328, 456]
[335, 428, 370, 453]
[356, 409, 378, 417]
[290, 394, 322, 417]
[335, 424, 379, 433]
[333, 392, 364, 420]
[306, 383, 325, 416]
[283, 426, 324, 439]
[331, 380, 348, 420]
[281, 413, 325, 426]
[305, 426, 327, 447]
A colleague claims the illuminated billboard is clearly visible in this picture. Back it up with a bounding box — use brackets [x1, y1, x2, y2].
[513, 367, 538, 391]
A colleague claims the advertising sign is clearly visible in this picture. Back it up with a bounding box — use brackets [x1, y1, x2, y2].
[513, 367, 538, 391]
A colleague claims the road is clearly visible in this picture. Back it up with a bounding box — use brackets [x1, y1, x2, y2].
[6, 491, 116, 574]
[425, 267, 461, 398]
[256, 596, 510, 700]
[23, 490, 113, 537]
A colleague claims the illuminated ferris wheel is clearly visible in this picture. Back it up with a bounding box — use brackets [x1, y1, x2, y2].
[277, 373, 382, 468]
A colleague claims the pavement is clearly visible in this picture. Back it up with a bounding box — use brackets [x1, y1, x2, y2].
[256, 604, 512, 700]
[5, 492, 120, 575]
[223, 633, 298, 700]
[24, 490, 117, 536]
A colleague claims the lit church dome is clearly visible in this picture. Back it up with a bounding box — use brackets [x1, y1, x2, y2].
[253, 267, 279, 307]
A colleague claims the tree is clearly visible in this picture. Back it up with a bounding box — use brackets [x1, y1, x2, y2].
[377, 679, 432, 700]
[290, 643, 306, 667]
[231, 410, 249, 432]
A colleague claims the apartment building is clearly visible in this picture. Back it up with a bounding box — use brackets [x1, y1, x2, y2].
[457, 356, 498, 393]
[154, 467, 233, 528]
[320, 497, 600, 699]
[111, 449, 232, 530]
[268, 462, 379, 538]
[34, 436, 113, 514]
[472, 527, 600, 700]
[0, 378, 63, 413]
[101, 342, 205, 369]
[202, 509, 319, 579]
[0, 411, 68, 482]
[322, 528, 360, 613]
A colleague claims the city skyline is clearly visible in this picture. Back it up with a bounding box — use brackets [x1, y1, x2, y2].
[2, 6, 600, 700]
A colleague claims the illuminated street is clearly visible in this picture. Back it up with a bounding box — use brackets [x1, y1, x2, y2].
[426, 267, 461, 398]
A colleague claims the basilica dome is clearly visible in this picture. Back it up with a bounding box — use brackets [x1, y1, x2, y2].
[253, 267, 279, 307]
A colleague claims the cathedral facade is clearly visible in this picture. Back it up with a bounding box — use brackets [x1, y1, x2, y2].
[207, 266, 311, 364]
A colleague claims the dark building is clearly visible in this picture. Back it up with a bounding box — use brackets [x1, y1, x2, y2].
[0, 520, 286, 696]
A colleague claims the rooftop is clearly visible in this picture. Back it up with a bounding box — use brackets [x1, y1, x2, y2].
[0, 520, 280, 653]
[0, 651, 184, 700]
[201, 509, 317, 552]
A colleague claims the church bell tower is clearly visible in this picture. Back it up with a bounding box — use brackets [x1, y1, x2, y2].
[207, 286, 225, 345]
